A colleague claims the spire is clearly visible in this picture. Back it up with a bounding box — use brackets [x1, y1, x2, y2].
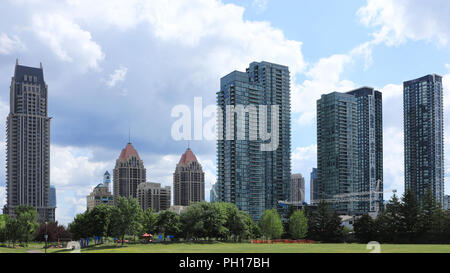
[16, 58, 18, 66]
[178, 147, 198, 165]
[40, 62, 43, 69]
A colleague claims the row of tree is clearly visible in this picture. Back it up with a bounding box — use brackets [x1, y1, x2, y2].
[0, 206, 71, 247]
[354, 189, 450, 244]
[68, 197, 315, 244]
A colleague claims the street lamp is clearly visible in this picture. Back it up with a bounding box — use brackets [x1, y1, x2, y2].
[44, 221, 48, 254]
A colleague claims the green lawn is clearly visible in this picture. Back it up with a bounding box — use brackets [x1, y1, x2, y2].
[4, 242, 448, 253]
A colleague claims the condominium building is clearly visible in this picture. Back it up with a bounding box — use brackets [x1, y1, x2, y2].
[347, 87, 383, 213]
[444, 195, 450, 211]
[290, 173, 305, 204]
[113, 142, 146, 202]
[173, 148, 205, 206]
[3, 60, 54, 222]
[50, 186, 57, 210]
[317, 92, 358, 214]
[316, 87, 383, 215]
[404, 74, 444, 205]
[87, 183, 114, 210]
[137, 182, 171, 212]
[216, 61, 291, 221]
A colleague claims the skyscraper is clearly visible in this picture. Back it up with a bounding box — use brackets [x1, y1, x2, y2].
[346, 87, 383, 213]
[113, 142, 146, 202]
[3, 60, 54, 222]
[317, 92, 358, 214]
[310, 168, 318, 204]
[217, 61, 291, 221]
[290, 173, 305, 204]
[404, 74, 444, 205]
[173, 148, 205, 206]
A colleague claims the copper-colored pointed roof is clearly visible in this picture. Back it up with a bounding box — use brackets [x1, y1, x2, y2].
[119, 143, 141, 160]
[178, 148, 198, 165]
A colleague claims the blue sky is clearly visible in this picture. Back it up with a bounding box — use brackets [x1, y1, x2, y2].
[0, 0, 449, 225]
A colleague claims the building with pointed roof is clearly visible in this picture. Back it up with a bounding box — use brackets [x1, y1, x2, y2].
[173, 148, 205, 206]
[113, 142, 146, 202]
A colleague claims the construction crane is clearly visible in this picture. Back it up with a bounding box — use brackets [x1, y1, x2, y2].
[279, 179, 396, 216]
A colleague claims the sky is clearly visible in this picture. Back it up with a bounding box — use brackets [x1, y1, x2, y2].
[0, 0, 450, 225]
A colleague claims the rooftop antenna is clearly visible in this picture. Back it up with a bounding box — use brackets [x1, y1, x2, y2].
[188, 140, 190, 149]
[128, 128, 131, 144]
[16, 58, 18, 66]
[40, 62, 43, 69]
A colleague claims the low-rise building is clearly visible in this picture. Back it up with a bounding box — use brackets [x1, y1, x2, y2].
[444, 195, 450, 210]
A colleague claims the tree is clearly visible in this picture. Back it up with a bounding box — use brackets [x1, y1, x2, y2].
[289, 210, 308, 239]
[375, 194, 402, 243]
[109, 197, 142, 245]
[307, 201, 343, 242]
[156, 210, 181, 240]
[86, 205, 112, 244]
[15, 206, 39, 246]
[353, 214, 375, 243]
[35, 222, 71, 242]
[142, 208, 158, 235]
[68, 212, 91, 240]
[258, 209, 283, 239]
[0, 214, 8, 244]
[400, 189, 419, 242]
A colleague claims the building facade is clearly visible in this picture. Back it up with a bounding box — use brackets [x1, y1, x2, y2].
[137, 182, 171, 212]
[173, 148, 205, 206]
[310, 168, 318, 204]
[444, 195, 450, 211]
[50, 185, 57, 210]
[217, 61, 291, 221]
[113, 143, 146, 202]
[290, 173, 305, 204]
[317, 92, 358, 214]
[404, 74, 444, 205]
[347, 87, 383, 213]
[87, 183, 114, 210]
[3, 61, 54, 222]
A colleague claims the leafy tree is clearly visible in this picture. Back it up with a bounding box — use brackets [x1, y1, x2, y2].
[353, 214, 375, 243]
[5, 217, 21, 247]
[109, 197, 142, 245]
[156, 210, 181, 239]
[258, 209, 283, 239]
[86, 205, 112, 243]
[68, 212, 91, 240]
[289, 210, 308, 239]
[15, 206, 39, 246]
[142, 208, 158, 235]
[35, 222, 71, 242]
[0, 214, 9, 243]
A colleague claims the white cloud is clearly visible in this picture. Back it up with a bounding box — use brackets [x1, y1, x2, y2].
[31, 14, 105, 71]
[105, 66, 128, 88]
[358, 0, 450, 46]
[252, 0, 269, 12]
[0, 33, 25, 55]
[292, 54, 356, 125]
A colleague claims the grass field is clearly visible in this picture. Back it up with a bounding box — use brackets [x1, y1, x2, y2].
[2, 242, 450, 253]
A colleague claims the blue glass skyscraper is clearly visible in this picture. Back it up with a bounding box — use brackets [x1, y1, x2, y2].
[216, 61, 291, 221]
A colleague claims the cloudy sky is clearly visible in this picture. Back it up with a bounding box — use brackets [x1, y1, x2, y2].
[0, 0, 450, 225]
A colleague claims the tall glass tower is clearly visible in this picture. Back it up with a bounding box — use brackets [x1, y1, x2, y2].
[3, 60, 54, 222]
[317, 92, 358, 214]
[404, 74, 444, 205]
[217, 61, 291, 221]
